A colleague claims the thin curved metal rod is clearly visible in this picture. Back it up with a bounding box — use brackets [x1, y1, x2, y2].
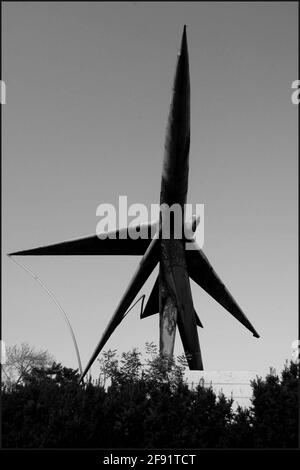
[8, 255, 83, 376]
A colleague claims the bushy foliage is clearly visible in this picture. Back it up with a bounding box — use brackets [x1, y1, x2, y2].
[250, 361, 299, 448]
[1, 346, 298, 448]
[2, 342, 54, 388]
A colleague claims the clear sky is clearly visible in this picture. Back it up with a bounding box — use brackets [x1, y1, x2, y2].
[2, 2, 298, 380]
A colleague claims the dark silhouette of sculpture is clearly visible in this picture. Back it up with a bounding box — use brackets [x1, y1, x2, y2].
[9, 27, 259, 381]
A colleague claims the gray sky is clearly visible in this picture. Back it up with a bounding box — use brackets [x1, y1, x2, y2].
[2, 2, 298, 379]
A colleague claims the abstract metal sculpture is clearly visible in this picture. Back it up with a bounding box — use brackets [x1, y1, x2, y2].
[9, 27, 259, 381]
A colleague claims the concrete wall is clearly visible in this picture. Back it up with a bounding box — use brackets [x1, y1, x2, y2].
[186, 370, 260, 408]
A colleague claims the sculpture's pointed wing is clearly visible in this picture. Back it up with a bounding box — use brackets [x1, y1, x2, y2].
[141, 276, 159, 319]
[186, 241, 259, 338]
[141, 275, 203, 328]
[80, 234, 160, 381]
[170, 265, 203, 370]
[194, 309, 203, 328]
[8, 223, 157, 256]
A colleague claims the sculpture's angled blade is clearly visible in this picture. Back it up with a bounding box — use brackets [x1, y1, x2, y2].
[80, 234, 160, 381]
[186, 241, 260, 338]
[194, 309, 203, 328]
[8, 223, 157, 256]
[170, 263, 203, 370]
[141, 276, 159, 319]
[141, 274, 203, 328]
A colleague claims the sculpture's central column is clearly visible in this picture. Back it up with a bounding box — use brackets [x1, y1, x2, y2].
[159, 276, 178, 358]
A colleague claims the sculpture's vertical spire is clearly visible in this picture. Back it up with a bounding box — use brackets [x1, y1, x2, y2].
[160, 25, 190, 207]
[173, 24, 190, 97]
[181, 25, 188, 56]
